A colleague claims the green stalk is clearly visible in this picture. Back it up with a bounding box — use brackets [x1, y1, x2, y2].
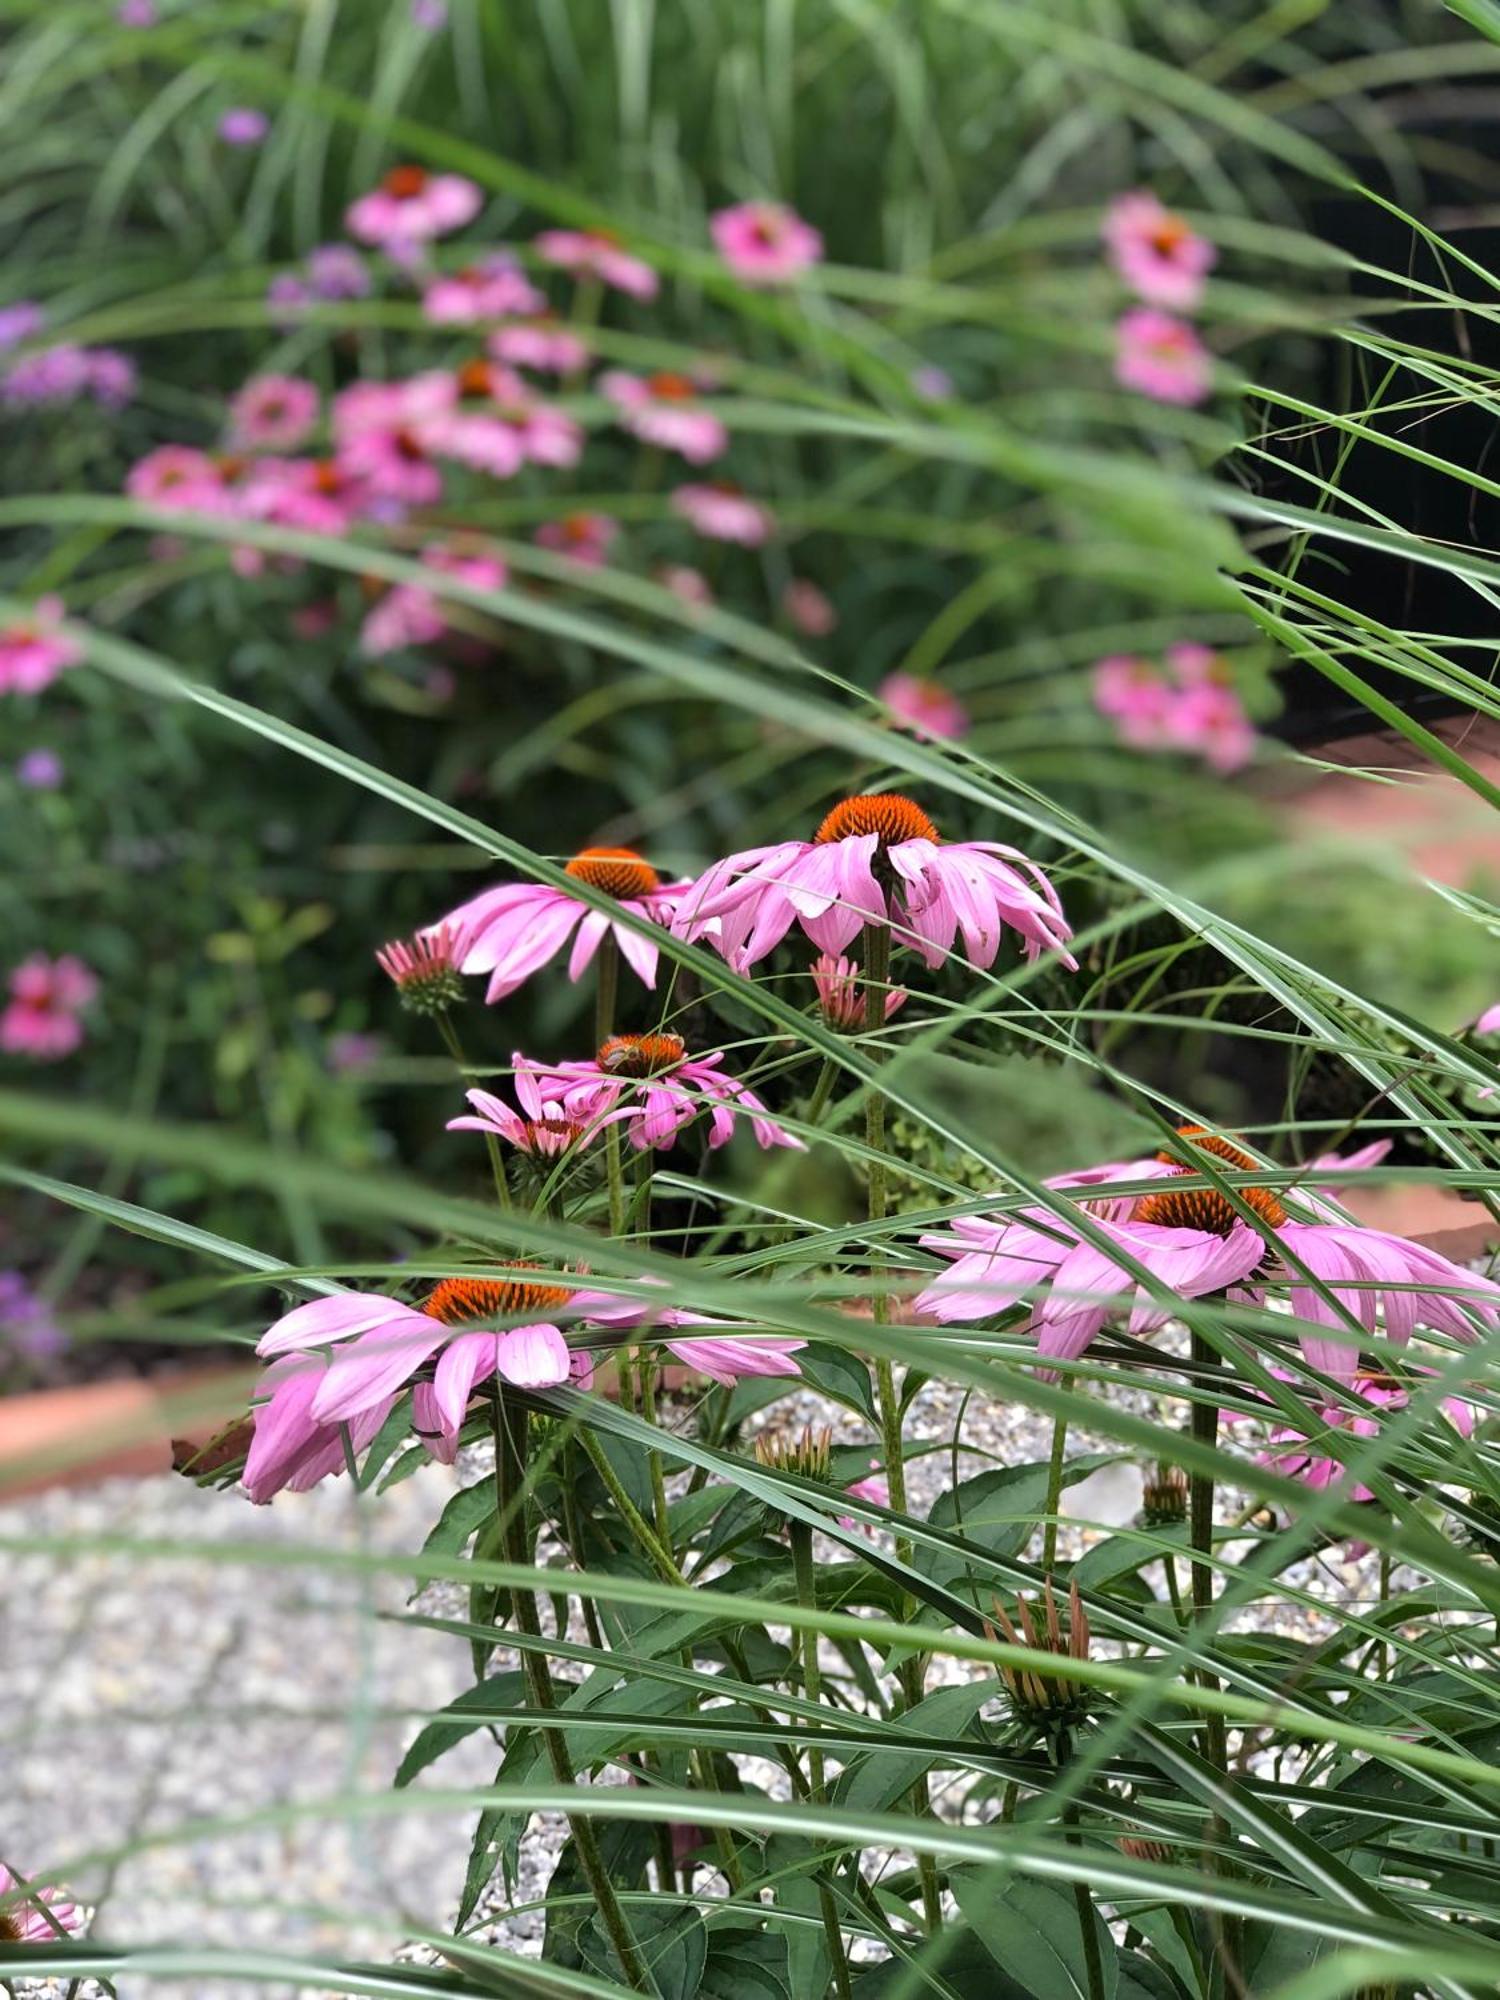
[596, 934, 628, 1239]
[860, 916, 942, 1934]
[1187, 1327, 1241, 1992]
[490, 1395, 653, 1994]
[791, 1520, 854, 2000]
[435, 1011, 510, 1210]
[805, 1054, 840, 1125]
[1041, 1411, 1069, 1573]
[1062, 1799, 1107, 2000]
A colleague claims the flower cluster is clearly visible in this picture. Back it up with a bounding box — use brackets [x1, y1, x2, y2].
[1104, 191, 1215, 406]
[0, 300, 135, 411]
[1093, 642, 1255, 773]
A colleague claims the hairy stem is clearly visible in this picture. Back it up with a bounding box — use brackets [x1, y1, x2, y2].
[1188, 1328, 1241, 1994]
[1041, 1411, 1069, 1573]
[791, 1521, 854, 2000]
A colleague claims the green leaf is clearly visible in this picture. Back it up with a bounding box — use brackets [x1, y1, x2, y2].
[835, 1680, 998, 1813]
[917, 1457, 1119, 1595]
[578, 1902, 707, 1999]
[952, 1873, 1119, 2000]
[699, 1923, 792, 2000]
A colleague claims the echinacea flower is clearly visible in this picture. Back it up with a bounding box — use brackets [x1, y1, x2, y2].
[710, 201, 823, 284]
[0, 1861, 83, 1943]
[918, 1125, 1500, 1382]
[1164, 680, 1255, 774]
[535, 511, 619, 567]
[487, 315, 591, 374]
[782, 578, 837, 637]
[811, 952, 905, 1033]
[1103, 191, 1216, 310]
[228, 373, 319, 451]
[219, 107, 268, 146]
[331, 380, 446, 507]
[415, 359, 581, 476]
[574, 1284, 805, 1387]
[243, 1352, 399, 1502]
[125, 444, 233, 510]
[1251, 1366, 1476, 1508]
[657, 564, 714, 609]
[375, 923, 469, 1013]
[0, 597, 82, 695]
[1114, 308, 1213, 406]
[422, 255, 544, 325]
[1477, 1003, 1500, 1036]
[535, 1033, 805, 1152]
[431, 845, 690, 1001]
[346, 165, 482, 247]
[878, 671, 969, 742]
[450, 1056, 608, 1157]
[675, 792, 1076, 975]
[359, 541, 508, 656]
[534, 228, 659, 301]
[600, 370, 727, 464]
[1, 954, 98, 1061]
[671, 481, 773, 545]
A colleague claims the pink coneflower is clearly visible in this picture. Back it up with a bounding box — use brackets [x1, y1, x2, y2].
[534, 228, 659, 300]
[375, 923, 469, 1013]
[229, 374, 320, 451]
[782, 578, 837, 637]
[839, 1458, 890, 1529]
[417, 359, 582, 475]
[433, 846, 688, 1000]
[671, 481, 772, 545]
[600, 370, 727, 464]
[533, 1033, 805, 1153]
[1, 954, 98, 1061]
[346, 165, 482, 247]
[1165, 680, 1255, 774]
[878, 671, 969, 742]
[243, 1352, 399, 1502]
[917, 1125, 1500, 1381]
[0, 1861, 84, 1942]
[710, 201, 823, 284]
[487, 315, 591, 374]
[1114, 308, 1213, 406]
[1476, 1004, 1500, 1036]
[576, 1285, 805, 1386]
[331, 380, 445, 507]
[1103, 192, 1216, 310]
[450, 1057, 609, 1157]
[219, 106, 269, 146]
[359, 541, 508, 656]
[0, 597, 82, 695]
[657, 564, 714, 610]
[16, 748, 64, 790]
[1252, 1367, 1476, 1508]
[535, 511, 619, 567]
[0, 301, 44, 350]
[811, 953, 906, 1033]
[1093, 654, 1175, 750]
[675, 792, 1076, 974]
[421, 254, 544, 325]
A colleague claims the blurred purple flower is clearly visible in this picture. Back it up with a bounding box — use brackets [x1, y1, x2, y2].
[0, 1272, 67, 1363]
[327, 1031, 386, 1076]
[16, 749, 64, 791]
[411, 0, 448, 25]
[0, 302, 44, 351]
[117, 0, 156, 21]
[2, 344, 135, 409]
[219, 107, 269, 147]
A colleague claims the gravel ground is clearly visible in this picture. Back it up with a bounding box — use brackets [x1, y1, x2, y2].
[2, 1366, 1387, 1998]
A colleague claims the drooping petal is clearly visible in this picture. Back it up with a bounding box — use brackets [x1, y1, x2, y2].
[258, 1291, 412, 1358]
[495, 1321, 571, 1386]
[311, 1311, 448, 1422]
[432, 1328, 501, 1436]
[664, 1333, 803, 1386]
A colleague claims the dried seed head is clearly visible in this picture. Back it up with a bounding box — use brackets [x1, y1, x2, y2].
[1119, 1833, 1174, 1867]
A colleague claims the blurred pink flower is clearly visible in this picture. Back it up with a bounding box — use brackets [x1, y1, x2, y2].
[346, 165, 482, 247]
[331, 380, 445, 506]
[600, 369, 727, 463]
[782, 578, 837, 637]
[671, 481, 772, 545]
[539, 1032, 805, 1153]
[487, 315, 591, 374]
[117, 0, 156, 20]
[879, 671, 968, 742]
[1114, 308, 1212, 405]
[229, 374, 319, 450]
[411, 0, 448, 26]
[911, 365, 953, 401]
[676, 793, 1075, 974]
[416, 359, 581, 475]
[1475, 1004, 1500, 1036]
[16, 748, 64, 790]
[433, 847, 688, 1001]
[1165, 680, 1255, 774]
[711, 201, 823, 284]
[327, 1030, 385, 1076]
[126, 444, 230, 508]
[657, 563, 715, 610]
[0, 1861, 83, 1942]
[0, 302, 44, 349]
[360, 541, 508, 656]
[0, 597, 82, 695]
[1103, 191, 1216, 310]
[534, 228, 658, 300]
[219, 107, 268, 147]
[421, 254, 544, 325]
[535, 511, 619, 567]
[812, 952, 906, 1032]
[1, 954, 98, 1061]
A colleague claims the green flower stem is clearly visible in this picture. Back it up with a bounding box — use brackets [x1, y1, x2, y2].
[1041, 1411, 1069, 1573]
[1062, 1799, 1108, 2000]
[805, 1054, 840, 1125]
[1187, 1327, 1241, 1991]
[491, 1395, 654, 1994]
[434, 1012, 510, 1210]
[595, 936, 628, 1241]
[791, 1520, 855, 2000]
[861, 917, 942, 1936]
